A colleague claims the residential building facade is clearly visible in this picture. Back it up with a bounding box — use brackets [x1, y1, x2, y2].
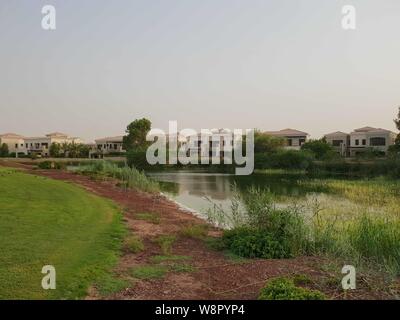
[93, 136, 125, 157]
[324, 127, 396, 157]
[0, 133, 26, 155]
[264, 128, 309, 150]
[0, 132, 82, 157]
[324, 131, 350, 157]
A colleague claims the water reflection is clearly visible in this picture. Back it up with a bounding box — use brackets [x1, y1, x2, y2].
[148, 171, 329, 215]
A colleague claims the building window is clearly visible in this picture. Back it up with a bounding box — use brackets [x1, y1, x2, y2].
[355, 139, 359, 146]
[287, 139, 292, 146]
[299, 138, 305, 145]
[15, 144, 18, 148]
[26, 144, 28, 148]
[370, 137, 386, 146]
[332, 140, 343, 147]
[114, 144, 117, 150]
[362, 139, 366, 146]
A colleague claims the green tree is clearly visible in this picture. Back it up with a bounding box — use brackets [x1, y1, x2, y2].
[254, 131, 286, 154]
[122, 118, 152, 151]
[49, 143, 62, 157]
[301, 138, 335, 160]
[0, 143, 9, 157]
[394, 106, 400, 145]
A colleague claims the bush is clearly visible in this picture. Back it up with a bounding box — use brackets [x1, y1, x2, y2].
[223, 228, 289, 259]
[255, 150, 314, 170]
[258, 277, 325, 300]
[38, 161, 65, 170]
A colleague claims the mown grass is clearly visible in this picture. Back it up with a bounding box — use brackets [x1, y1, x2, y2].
[0, 167, 125, 299]
[75, 161, 159, 193]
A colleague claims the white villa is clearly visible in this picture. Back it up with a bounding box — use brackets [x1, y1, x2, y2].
[0, 132, 82, 157]
[325, 127, 397, 157]
[264, 128, 309, 150]
[93, 136, 125, 157]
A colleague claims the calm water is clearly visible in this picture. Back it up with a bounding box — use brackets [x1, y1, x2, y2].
[148, 171, 330, 218]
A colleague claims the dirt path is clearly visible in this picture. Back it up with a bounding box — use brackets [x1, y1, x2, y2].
[9, 166, 395, 300]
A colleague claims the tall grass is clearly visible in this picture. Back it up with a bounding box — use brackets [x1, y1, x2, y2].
[208, 185, 400, 276]
[75, 161, 159, 193]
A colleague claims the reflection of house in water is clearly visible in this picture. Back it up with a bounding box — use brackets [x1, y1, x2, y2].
[155, 173, 233, 201]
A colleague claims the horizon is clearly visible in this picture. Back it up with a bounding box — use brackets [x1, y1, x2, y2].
[1, 1, 400, 141]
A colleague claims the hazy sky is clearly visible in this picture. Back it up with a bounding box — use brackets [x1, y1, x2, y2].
[1, 0, 399, 142]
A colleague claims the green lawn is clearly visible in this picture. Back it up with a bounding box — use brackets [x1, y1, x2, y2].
[0, 167, 125, 299]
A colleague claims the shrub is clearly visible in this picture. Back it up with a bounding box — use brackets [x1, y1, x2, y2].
[125, 235, 144, 254]
[258, 277, 326, 300]
[38, 161, 65, 170]
[222, 227, 289, 259]
[255, 150, 314, 170]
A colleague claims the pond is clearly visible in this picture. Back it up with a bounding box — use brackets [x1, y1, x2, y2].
[147, 171, 333, 221]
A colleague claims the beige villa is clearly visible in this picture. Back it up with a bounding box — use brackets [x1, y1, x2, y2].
[0, 132, 82, 157]
[325, 127, 396, 157]
[264, 128, 309, 150]
[93, 136, 126, 157]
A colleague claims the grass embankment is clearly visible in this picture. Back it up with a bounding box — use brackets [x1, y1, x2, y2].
[0, 167, 125, 299]
[74, 161, 159, 193]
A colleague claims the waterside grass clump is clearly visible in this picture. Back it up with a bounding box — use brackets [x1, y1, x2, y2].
[207, 184, 400, 277]
[75, 160, 159, 193]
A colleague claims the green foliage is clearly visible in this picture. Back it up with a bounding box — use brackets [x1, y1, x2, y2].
[50, 142, 90, 158]
[130, 265, 168, 279]
[125, 235, 144, 254]
[254, 131, 286, 153]
[76, 160, 160, 193]
[0, 143, 9, 157]
[258, 277, 325, 300]
[154, 235, 177, 255]
[347, 215, 400, 274]
[126, 150, 151, 170]
[223, 227, 289, 259]
[255, 150, 315, 170]
[301, 138, 336, 160]
[309, 159, 400, 178]
[38, 161, 65, 170]
[123, 118, 152, 151]
[394, 106, 400, 135]
[180, 224, 209, 239]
